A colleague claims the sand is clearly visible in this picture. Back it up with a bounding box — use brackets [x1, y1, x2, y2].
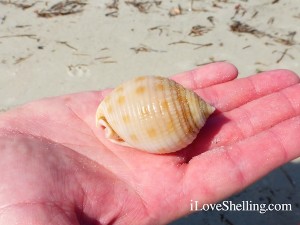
[1, 0, 299, 111]
[0, 0, 299, 224]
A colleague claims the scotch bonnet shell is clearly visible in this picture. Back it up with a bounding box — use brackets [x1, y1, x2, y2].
[96, 76, 215, 154]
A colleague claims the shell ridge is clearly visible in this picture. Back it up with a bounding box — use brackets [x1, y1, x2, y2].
[169, 81, 191, 150]
[175, 84, 195, 139]
[156, 77, 176, 153]
[185, 91, 200, 133]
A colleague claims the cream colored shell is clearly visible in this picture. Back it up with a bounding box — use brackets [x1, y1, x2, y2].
[96, 76, 215, 154]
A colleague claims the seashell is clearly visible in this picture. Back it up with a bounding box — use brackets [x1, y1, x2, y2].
[96, 76, 215, 154]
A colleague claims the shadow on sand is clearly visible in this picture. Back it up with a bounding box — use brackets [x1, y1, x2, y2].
[170, 161, 300, 225]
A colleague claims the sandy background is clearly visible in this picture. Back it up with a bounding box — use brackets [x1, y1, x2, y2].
[0, 0, 299, 224]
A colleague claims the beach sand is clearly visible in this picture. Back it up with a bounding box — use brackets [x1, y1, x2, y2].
[0, 0, 299, 224]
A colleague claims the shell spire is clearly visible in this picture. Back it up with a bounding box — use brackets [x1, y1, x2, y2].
[96, 76, 215, 154]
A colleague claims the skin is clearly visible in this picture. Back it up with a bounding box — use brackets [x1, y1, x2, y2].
[0, 62, 299, 225]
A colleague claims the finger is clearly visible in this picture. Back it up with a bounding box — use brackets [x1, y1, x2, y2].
[184, 115, 300, 205]
[217, 83, 300, 144]
[196, 69, 299, 111]
[171, 62, 238, 89]
[186, 83, 300, 157]
[66, 62, 237, 113]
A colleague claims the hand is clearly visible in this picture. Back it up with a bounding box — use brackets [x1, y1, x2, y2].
[0, 62, 299, 225]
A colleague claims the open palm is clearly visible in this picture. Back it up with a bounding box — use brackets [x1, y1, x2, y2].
[0, 62, 299, 225]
